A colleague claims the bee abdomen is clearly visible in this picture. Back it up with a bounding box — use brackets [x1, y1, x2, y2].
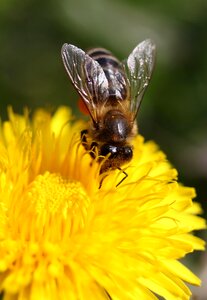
[87, 48, 128, 102]
[87, 48, 121, 72]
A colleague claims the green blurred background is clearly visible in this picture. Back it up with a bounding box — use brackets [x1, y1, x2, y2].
[0, 0, 206, 296]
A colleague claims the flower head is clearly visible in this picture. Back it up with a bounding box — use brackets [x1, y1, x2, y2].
[0, 106, 205, 300]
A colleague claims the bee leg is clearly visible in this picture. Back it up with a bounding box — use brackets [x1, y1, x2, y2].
[104, 289, 113, 299]
[116, 167, 128, 187]
[80, 130, 98, 159]
[89, 141, 98, 159]
[96, 283, 112, 299]
[98, 174, 108, 189]
[80, 129, 88, 145]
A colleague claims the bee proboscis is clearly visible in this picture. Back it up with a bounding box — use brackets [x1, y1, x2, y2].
[61, 40, 156, 186]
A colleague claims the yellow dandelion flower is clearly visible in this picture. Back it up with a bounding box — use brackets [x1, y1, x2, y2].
[0, 106, 205, 300]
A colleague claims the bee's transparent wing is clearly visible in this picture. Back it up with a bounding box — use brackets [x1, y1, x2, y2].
[61, 44, 109, 124]
[123, 39, 156, 120]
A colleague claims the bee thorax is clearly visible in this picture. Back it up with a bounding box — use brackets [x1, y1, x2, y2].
[97, 110, 131, 143]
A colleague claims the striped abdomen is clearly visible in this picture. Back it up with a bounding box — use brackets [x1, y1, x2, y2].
[87, 48, 129, 103]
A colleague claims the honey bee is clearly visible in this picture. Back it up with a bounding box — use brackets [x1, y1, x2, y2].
[61, 40, 156, 185]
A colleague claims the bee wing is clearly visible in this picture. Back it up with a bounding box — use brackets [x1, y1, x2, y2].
[61, 44, 109, 124]
[123, 39, 156, 120]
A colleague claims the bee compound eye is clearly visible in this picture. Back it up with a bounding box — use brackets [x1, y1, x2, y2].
[100, 144, 118, 158]
[124, 146, 133, 159]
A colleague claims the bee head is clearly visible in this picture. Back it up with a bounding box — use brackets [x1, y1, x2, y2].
[100, 144, 133, 161]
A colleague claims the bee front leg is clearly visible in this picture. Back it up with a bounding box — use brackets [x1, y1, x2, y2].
[89, 141, 98, 159]
[116, 167, 128, 187]
[81, 129, 94, 154]
[81, 130, 98, 159]
[80, 129, 88, 145]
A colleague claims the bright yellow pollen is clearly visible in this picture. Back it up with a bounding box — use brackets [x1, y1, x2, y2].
[13, 172, 90, 242]
[28, 172, 87, 216]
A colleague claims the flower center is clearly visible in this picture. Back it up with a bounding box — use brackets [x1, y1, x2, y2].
[29, 172, 88, 215]
[11, 172, 91, 241]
